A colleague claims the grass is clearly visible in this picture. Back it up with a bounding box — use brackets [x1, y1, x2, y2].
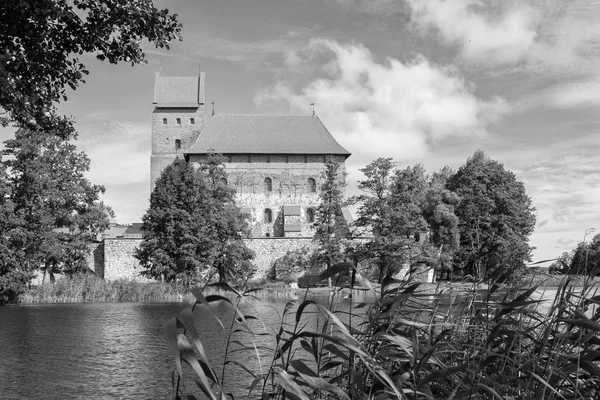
[164, 264, 600, 400]
[19, 273, 190, 303]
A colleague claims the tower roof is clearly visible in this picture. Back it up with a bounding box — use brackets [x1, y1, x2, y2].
[185, 114, 350, 156]
[153, 74, 205, 108]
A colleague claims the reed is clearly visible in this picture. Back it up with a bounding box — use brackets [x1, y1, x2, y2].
[165, 264, 600, 400]
[19, 273, 190, 303]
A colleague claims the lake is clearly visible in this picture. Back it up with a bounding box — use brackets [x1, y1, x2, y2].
[0, 295, 347, 400]
[0, 287, 586, 399]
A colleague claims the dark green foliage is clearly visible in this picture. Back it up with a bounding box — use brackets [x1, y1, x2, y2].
[353, 159, 460, 286]
[0, 129, 111, 303]
[312, 156, 349, 274]
[136, 156, 254, 285]
[566, 234, 600, 276]
[353, 157, 410, 285]
[0, 0, 182, 137]
[447, 150, 536, 280]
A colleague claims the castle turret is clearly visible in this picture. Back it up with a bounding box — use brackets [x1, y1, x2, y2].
[150, 71, 206, 189]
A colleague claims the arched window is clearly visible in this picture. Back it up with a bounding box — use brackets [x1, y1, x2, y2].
[175, 139, 181, 150]
[264, 208, 273, 223]
[307, 178, 316, 193]
[307, 208, 315, 223]
[219, 177, 228, 186]
[264, 177, 272, 192]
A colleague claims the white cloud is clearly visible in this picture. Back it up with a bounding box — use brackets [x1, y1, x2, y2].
[405, 0, 600, 69]
[497, 134, 600, 259]
[256, 38, 507, 171]
[75, 113, 150, 223]
[407, 0, 540, 64]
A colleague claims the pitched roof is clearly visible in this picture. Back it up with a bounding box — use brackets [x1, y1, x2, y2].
[185, 114, 350, 156]
[153, 74, 205, 108]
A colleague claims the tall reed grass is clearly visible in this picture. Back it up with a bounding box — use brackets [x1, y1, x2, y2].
[165, 263, 600, 400]
[19, 273, 190, 303]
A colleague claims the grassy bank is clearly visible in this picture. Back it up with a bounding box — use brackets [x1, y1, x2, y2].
[19, 273, 190, 303]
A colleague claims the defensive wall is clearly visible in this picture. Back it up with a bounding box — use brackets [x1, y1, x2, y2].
[92, 237, 318, 282]
[92, 236, 432, 283]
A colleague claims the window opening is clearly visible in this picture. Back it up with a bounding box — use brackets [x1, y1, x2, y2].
[264, 208, 273, 223]
[176, 118, 181, 125]
[307, 208, 315, 223]
[162, 118, 167, 125]
[307, 178, 316, 193]
[175, 139, 181, 150]
[190, 118, 195, 125]
[264, 177, 272, 192]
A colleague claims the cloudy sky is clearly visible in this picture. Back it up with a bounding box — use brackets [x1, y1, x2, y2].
[2, 0, 599, 263]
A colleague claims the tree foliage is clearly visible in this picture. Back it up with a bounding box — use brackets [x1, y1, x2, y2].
[564, 233, 600, 276]
[353, 159, 461, 285]
[312, 156, 349, 271]
[0, 129, 111, 303]
[136, 157, 254, 285]
[446, 150, 536, 280]
[0, 0, 182, 136]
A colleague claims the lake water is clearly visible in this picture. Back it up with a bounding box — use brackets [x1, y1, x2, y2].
[0, 287, 593, 399]
[0, 296, 343, 400]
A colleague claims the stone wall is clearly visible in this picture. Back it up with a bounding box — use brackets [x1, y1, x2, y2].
[188, 154, 346, 238]
[95, 237, 434, 284]
[151, 105, 206, 189]
[102, 238, 150, 282]
[244, 237, 317, 280]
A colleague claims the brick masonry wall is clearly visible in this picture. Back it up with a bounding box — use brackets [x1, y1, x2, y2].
[151, 106, 206, 189]
[188, 154, 347, 238]
[244, 237, 317, 280]
[97, 237, 433, 283]
[103, 238, 150, 282]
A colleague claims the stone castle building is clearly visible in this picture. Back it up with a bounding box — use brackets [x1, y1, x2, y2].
[85, 71, 352, 282]
[151, 71, 351, 239]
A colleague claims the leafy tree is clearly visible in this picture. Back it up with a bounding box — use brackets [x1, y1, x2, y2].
[312, 156, 349, 281]
[0, 129, 111, 301]
[0, 0, 182, 136]
[0, 164, 28, 304]
[353, 158, 412, 286]
[565, 234, 600, 276]
[136, 157, 254, 285]
[446, 150, 536, 280]
[353, 159, 462, 286]
[422, 168, 460, 279]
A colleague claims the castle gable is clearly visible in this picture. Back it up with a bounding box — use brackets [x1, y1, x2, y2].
[185, 114, 350, 156]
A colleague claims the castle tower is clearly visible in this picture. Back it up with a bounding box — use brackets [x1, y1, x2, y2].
[150, 71, 206, 189]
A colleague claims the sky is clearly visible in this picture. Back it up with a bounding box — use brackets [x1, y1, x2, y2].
[1, 0, 599, 264]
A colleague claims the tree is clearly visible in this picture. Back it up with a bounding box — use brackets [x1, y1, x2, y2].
[0, 129, 111, 301]
[311, 156, 349, 285]
[136, 157, 254, 285]
[0, 0, 182, 137]
[565, 233, 600, 276]
[422, 168, 460, 279]
[353, 158, 411, 286]
[446, 150, 536, 280]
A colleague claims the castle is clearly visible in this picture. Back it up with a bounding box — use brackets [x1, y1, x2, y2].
[151, 71, 350, 239]
[87, 71, 353, 281]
